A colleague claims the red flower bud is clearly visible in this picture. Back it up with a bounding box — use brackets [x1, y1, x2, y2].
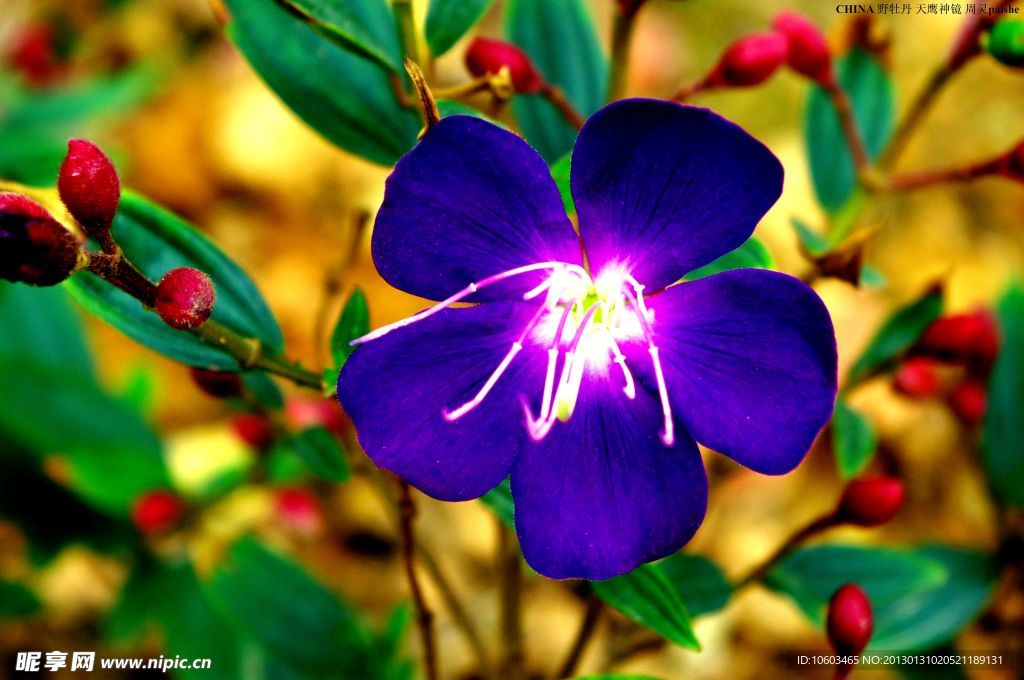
[948, 378, 988, 425]
[58, 139, 121, 237]
[1001, 139, 1024, 180]
[155, 267, 215, 330]
[189, 367, 243, 399]
[893, 357, 941, 398]
[0, 192, 82, 286]
[916, 311, 999, 367]
[773, 11, 835, 85]
[827, 584, 873, 656]
[465, 38, 543, 93]
[6, 24, 63, 86]
[232, 413, 275, 450]
[706, 32, 788, 88]
[837, 475, 906, 527]
[275, 487, 324, 534]
[131, 490, 185, 534]
[285, 397, 349, 437]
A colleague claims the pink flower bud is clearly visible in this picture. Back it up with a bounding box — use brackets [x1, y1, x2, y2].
[0, 192, 82, 286]
[465, 38, 543, 93]
[837, 475, 906, 527]
[5, 24, 64, 86]
[189, 367, 243, 399]
[827, 584, 873, 656]
[948, 378, 987, 425]
[285, 397, 349, 437]
[275, 487, 324, 534]
[706, 32, 789, 89]
[131, 490, 185, 534]
[916, 311, 999, 367]
[58, 139, 121, 237]
[893, 357, 941, 398]
[232, 413, 275, 450]
[155, 267, 215, 330]
[773, 11, 835, 85]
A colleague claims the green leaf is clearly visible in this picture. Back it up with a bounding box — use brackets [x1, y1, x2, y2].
[505, 0, 606, 162]
[0, 282, 93, 381]
[656, 553, 732, 618]
[846, 285, 943, 386]
[65, 192, 283, 371]
[242, 371, 284, 409]
[767, 544, 997, 651]
[592, 564, 700, 650]
[225, 0, 420, 166]
[831, 398, 877, 479]
[805, 49, 894, 212]
[684, 237, 774, 281]
[426, 0, 495, 56]
[481, 478, 514, 528]
[0, 580, 42, 619]
[290, 427, 350, 482]
[550, 152, 574, 215]
[280, 0, 403, 71]
[982, 283, 1024, 507]
[204, 538, 380, 676]
[791, 217, 829, 257]
[0, 356, 167, 515]
[331, 287, 369, 370]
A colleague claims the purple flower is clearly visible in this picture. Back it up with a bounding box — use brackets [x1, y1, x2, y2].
[338, 99, 837, 580]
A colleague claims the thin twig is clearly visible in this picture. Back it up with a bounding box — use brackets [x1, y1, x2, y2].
[555, 595, 603, 679]
[735, 513, 838, 589]
[540, 83, 586, 130]
[886, 156, 1003, 191]
[499, 522, 525, 680]
[398, 481, 439, 680]
[405, 58, 441, 132]
[880, 66, 953, 169]
[825, 81, 871, 177]
[607, 4, 640, 101]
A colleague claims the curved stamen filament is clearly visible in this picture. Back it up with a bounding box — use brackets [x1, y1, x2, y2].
[622, 285, 675, 447]
[594, 325, 636, 399]
[443, 281, 566, 422]
[351, 261, 587, 346]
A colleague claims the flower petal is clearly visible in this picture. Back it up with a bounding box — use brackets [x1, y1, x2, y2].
[372, 115, 581, 302]
[647, 269, 838, 474]
[338, 302, 546, 501]
[571, 99, 783, 290]
[510, 371, 708, 580]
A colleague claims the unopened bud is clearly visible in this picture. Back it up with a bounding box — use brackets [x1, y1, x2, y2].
[58, 139, 121, 237]
[706, 32, 788, 88]
[285, 397, 348, 438]
[949, 378, 988, 425]
[0, 192, 83, 286]
[232, 413, 275, 450]
[987, 19, 1024, 67]
[131, 490, 185, 534]
[276, 487, 324, 534]
[465, 38, 543, 93]
[190, 367, 243, 399]
[837, 475, 906, 527]
[773, 11, 835, 85]
[827, 584, 873, 656]
[893, 357, 941, 398]
[6, 24, 63, 86]
[155, 267, 215, 330]
[916, 311, 999, 367]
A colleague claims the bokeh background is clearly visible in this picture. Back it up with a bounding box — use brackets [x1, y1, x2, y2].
[1, 0, 1023, 678]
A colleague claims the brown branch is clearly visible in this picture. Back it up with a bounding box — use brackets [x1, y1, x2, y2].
[540, 83, 586, 130]
[398, 481, 439, 680]
[555, 595, 603, 679]
[499, 522, 525, 680]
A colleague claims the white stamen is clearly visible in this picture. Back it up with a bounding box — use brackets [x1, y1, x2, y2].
[443, 342, 522, 421]
[350, 261, 586, 345]
[622, 285, 675, 447]
[594, 325, 636, 399]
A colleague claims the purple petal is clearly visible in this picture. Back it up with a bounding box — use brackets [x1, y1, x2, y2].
[647, 269, 837, 474]
[510, 371, 708, 580]
[372, 115, 581, 302]
[338, 302, 546, 501]
[571, 99, 783, 291]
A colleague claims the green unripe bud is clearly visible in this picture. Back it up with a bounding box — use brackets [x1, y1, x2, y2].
[988, 19, 1024, 67]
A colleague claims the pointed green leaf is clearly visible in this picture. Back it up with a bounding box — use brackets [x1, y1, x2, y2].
[65, 192, 283, 371]
[550, 152, 574, 215]
[481, 478, 514, 528]
[331, 287, 369, 370]
[684, 237, 773, 281]
[592, 564, 700, 650]
[832, 398, 877, 479]
[791, 217, 829, 256]
[505, 0, 606, 162]
[982, 283, 1024, 507]
[805, 49, 894, 212]
[656, 553, 732, 618]
[290, 427, 349, 482]
[224, 0, 420, 166]
[846, 286, 943, 386]
[281, 0, 403, 71]
[426, 0, 495, 56]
